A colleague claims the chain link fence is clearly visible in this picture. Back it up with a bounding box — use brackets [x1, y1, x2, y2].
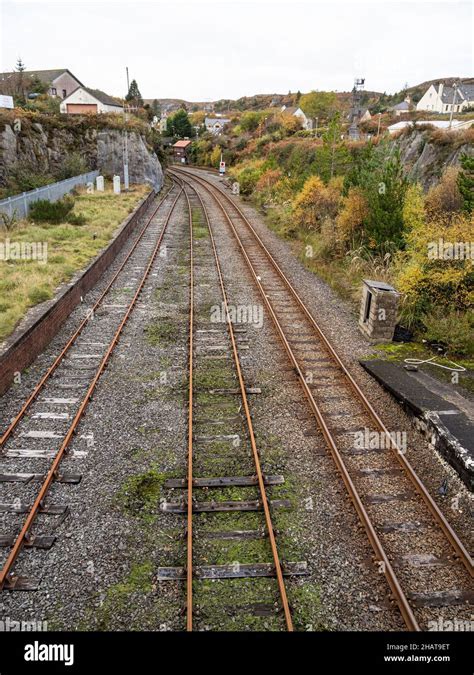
[0, 171, 99, 220]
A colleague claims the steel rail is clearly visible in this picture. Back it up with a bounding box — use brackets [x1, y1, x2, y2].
[171, 168, 422, 630]
[0, 182, 175, 448]
[176, 168, 473, 578]
[174, 175, 195, 631]
[179, 173, 294, 631]
[0, 184, 183, 589]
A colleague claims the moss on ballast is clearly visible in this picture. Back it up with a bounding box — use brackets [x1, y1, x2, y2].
[144, 317, 179, 346]
[116, 466, 167, 522]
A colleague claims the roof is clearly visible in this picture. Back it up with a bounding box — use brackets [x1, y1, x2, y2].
[205, 117, 230, 127]
[84, 88, 122, 107]
[173, 140, 192, 148]
[439, 83, 474, 104]
[392, 101, 411, 111]
[62, 86, 123, 108]
[0, 69, 83, 86]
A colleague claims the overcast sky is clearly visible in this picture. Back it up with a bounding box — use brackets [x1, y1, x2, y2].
[0, 0, 472, 100]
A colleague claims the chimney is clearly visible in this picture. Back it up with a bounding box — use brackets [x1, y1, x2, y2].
[438, 83, 444, 100]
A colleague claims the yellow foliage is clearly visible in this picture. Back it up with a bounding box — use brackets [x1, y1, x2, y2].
[292, 175, 341, 231]
[210, 146, 222, 167]
[425, 167, 462, 217]
[335, 187, 368, 243]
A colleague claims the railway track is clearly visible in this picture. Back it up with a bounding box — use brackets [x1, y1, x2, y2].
[158, 174, 304, 631]
[171, 167, 473, 631]
[0, 182, 182, 590]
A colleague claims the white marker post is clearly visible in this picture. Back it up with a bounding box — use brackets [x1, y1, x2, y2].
[96, 176, 105, 192]
[113, 176, 121, 194]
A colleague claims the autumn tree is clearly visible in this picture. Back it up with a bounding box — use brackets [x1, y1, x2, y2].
[426, 167, 462, 218]
[299, 91, 339, 122]
[292, 175, 341, 231]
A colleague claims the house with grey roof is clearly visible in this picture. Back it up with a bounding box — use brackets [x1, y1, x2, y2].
[390, 97, 414, 116]
[0, 68, 83, 99]
[416, 82, 474, 114]
[59, 87, 123, 115]
[205, 117, 230, 135]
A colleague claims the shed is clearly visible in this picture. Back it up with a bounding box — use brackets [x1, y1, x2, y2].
[172, 139, 192, 163]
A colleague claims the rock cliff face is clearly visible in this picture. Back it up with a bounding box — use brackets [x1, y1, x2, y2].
[0, 120, 163, 191]
[394, 128, 474, 189]
[96, 130, 163, 190]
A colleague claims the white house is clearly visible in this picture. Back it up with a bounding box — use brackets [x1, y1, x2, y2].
[416, 82, 474, 114]
[281, 105, 313, 130]
[60, 87, 123, 114]
[205, 117, 230, 135]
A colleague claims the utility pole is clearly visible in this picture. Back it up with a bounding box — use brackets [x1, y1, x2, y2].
[449, 83, 458, 130]
[123, 66, 130, 190]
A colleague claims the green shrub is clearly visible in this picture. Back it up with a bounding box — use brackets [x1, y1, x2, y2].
[67, 212, 88, 226]
[29, 196, 75, 223]
[422, 309, 473, 356]
[57, 152, 89, 180]
[28, 287, 53, 304]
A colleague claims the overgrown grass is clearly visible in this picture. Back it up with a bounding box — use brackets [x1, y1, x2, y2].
[0, 184, 149, 341]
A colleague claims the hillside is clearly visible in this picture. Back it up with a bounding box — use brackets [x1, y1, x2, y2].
[146, 76, 473, 116]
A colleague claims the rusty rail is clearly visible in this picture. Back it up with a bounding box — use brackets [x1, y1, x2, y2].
[172, 167, 474, 630]
[1, 183, 175, 448]
[177, 172, 294, 631]
[0, 183, 183, 589]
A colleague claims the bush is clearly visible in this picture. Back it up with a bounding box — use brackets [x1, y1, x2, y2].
[425, 167, 462, 217]
[28, 287, 53, 305]
[228, 160, 266, 195]
[29, 196, 75, 223]
[292, 175, 341, 232]
[57, 153, 89, 180]
[8, 162, 54, 193]
[422, 309, 473, 356]
[67, 212, 88, 226]
[335, 187, 369, 246]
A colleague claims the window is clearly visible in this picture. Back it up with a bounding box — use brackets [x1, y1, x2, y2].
[62, 89, 67, 98]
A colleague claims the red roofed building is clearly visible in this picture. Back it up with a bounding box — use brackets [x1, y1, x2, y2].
[172, 139, 192, 163]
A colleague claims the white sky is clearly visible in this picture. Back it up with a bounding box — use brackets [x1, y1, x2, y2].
[0, 0, 472, 100]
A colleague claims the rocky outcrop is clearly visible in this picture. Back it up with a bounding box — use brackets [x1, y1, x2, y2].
[0, 118, 163, 191]
[97, 130, 163, 190]
[394, 128, 474, 189]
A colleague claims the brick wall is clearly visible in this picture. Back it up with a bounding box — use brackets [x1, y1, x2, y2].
[0, 190, 155, 397]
